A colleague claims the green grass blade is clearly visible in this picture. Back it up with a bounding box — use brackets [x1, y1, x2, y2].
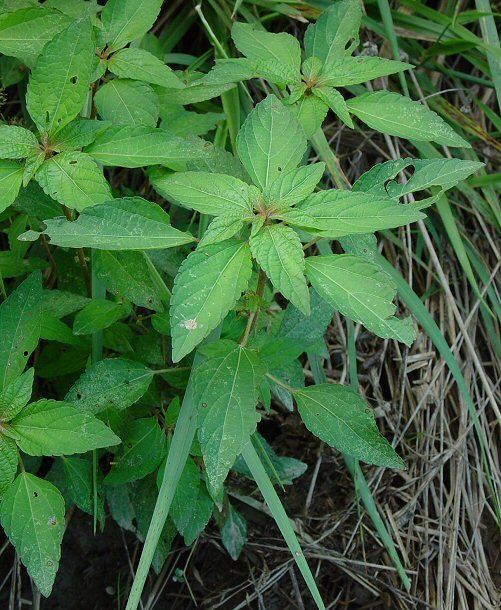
[376, 0, 410, 95]
[475, 0, 501, 111]
[125, 329, 220, 610]
[241, 439, 326, 610]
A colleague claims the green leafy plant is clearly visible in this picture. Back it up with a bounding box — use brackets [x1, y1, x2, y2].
[0, 1, 489, 608]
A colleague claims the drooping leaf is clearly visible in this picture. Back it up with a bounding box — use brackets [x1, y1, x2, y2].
[347, 92, 470, 147]
[108, 47, 184, 88]
[236, 95, 307, 190]
[73, 299, 130, 335]
[94, 79, 160, 127]
[219, 502, 247, 560]
[0, 159, 23, 213]
[65, 358, 153, 414]
[104, 417, 166, 485]
[0, 472, 65, 597]
[0, 125, 39, 159]
[7, 399, 120, 456]
[0, 7, 70, 68]
[295, 383, 404, 468]
[150, 170, 254, 217]
[93, 250, 165, 311]
[36, 151, 112, 211]
[101, 0, 163, 52]
[168, 454, 214, 545]
[0, 435, 18, 498]
[32, 197, 195, 250]
[26, 19, 95, 135]
[192, 340, 265, 491]
[250, 224, 310, 315]
[85, 125, 209, 168]
[0, 368, 34, 422]
[304, 0, 362, 66]
[0, 271, 42, 392]
[170, 240, 252, 362]
[305, 254, 416, 345]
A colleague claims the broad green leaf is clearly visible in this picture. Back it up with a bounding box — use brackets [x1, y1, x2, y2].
[0, 125, 38, 159]
[101, 0, 163, 51]
[36, 151, 112, 211]
[0, 472, 65, 597]
[291, 93, 329, 137]
[0, 272, 42, 392]
[198, 214, 245, 247]
[204, 57, 300, 87]
[51, 118, 110, 152]
[250, 224, 310, 315]
[73, 299, 130, 335]
[232, 22, 301, 77]
[193, 340, 264, 491]
[305, 254, 416, 345]
[0, 7, 69, 67]
[94, 250, 165, 311]
[108, 47, 184, 88]
[161, 81, 235, 105]
[0, 55, 25, 88]
[352, 157, 485, 199]
[44, 0, 101, 18]
[150, 170, 254, 217]
[85, 125, 208, 168]
[320, 57, 412, 87]
[280, 289, 334, 347]
[41, 289, 89, 318]
[219, 503, 247, 560]
[347, 92, 470, 147]
[159, 103, 223, 138]
[295, 384, 404, 468]
[40, 315, 82, 347]
[169, 455, 213, 545]
[313, 87, 354, 127]
[0, 159, 23, 212]
[0, 435, 17, 498]
[33, 197, 195, 250]
[26, 19, 95, 135]
[65, 358, 153, 413]
[236, 95, 307, 190]
[264, 162, 325, 208]
[23, 150, 45, 186]
[170, 240, 252, 362]
[386, 159, 485, 197]
[0, 368, 34, 422]
[8, 399, 120, 456]
[104, 417, 166, 485]
[304, 0, 362, 66]
[288, 190, 425, 236]
[94, 79, 159, 127]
